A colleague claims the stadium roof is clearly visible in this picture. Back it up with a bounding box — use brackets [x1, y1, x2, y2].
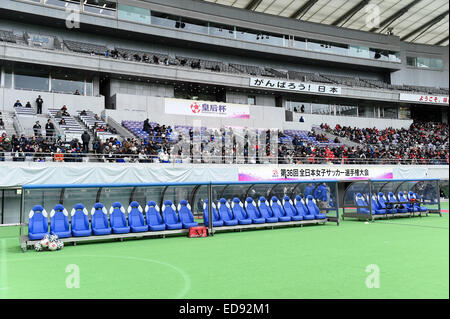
[202, 0, 449, 46]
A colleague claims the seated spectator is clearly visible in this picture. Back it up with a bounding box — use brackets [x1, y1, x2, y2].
[14, 100, 22, 108]
[74, 90, 81, 95]
[133, 53, 141, 62]
[59, 118, 66, 125]
[299, 116, 305, 122]
[142, 54, 150, 62]
[153, 55, 159, 64]
[90, 51, 95, 56]
[0, 118, 4, 130]
[80, 110, 87, 116]
[25, 101, 32, 108]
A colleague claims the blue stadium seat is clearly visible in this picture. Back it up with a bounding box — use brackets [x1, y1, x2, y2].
[178, 200, 199, 229]
[306, 195, 327, 219]
[70, 203, 92, 237]
[50, 204, 71, 238]
[127, 201, 148, 232]
[109, 202, 130, 234]
[218, 198, 238, 226]
[91, 203, 111, 235]
[388, 192, 408, 213]
[370, 194, 387, 215]
[162, 200, 182, 230]
[398, 191, 418, 212]
[203, 199, 223, 227]
[378, 192, 397, 214]
[355, 193, 370, 214]
[145, 201, 166, 231]
[408, 191, 428, 212]
[294, 195, 314, 220]
[270, 196, 291, 222]
[244, 197, 265, 224]
[28, 205, 49, 240]
[282, 195, 303, 221]
[257, 197, 278, 223]
[231, 197, 252, 225]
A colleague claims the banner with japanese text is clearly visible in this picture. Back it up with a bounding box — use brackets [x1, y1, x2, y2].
[399, 93, 449, 105]
[250, 77, 342, 95]
[238, 166, 393, 181]
[165, 98, 250, 119]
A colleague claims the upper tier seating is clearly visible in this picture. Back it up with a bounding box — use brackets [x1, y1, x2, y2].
[71, 203, 92, 237]
[28, 205, 49, 240]
[64, 40, 107, 55]
[0, 29, 16, 43]
[50, 204, 71, 238]
[48, 108, 84, 141]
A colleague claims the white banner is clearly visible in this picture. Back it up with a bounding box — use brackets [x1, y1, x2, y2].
[250, 77, 342, 95]
[165, 98, 250, 119]
[399, 93, 449, 105]
[238, 166, 393, 181]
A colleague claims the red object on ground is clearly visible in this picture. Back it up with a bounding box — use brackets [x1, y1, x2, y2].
[188, 226, 208, 238]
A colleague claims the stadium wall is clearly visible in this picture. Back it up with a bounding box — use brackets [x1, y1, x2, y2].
[0, 88, 104, 114]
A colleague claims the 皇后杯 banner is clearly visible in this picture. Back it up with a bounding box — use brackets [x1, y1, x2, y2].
[165, 98, 250, 119]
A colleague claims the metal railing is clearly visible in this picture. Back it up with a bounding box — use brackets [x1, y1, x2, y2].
[0, 152, 448, 165]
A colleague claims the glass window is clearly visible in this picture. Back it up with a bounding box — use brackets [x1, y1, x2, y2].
[86, 79, 93, 96]
[44, 0, 80, 10]
[3, 66, 12, 88]
[248, 96, 256, 105]
[312, 103, 333, 115]
[209, 23, 235, 39]
[358, 105, 375, 118]
[398, 106, 410, 120]
[83, 0, 116, 17]
[118, 4, 150, 24]
[51, 73, 85, 95]
[180, 17, 208, 34]
[236, 27, 259, 42]
[382, 106, 397, 119]
[308, 40, 348, 55]
[349, 45, 370, 59]
[338, 105, 358, 117]
[407, 56, 416, 67]
[151, 11, 179, 29]
[287, 101, 309, 114]
[293, 37, 306, 50]
[14, 68, 49, 91]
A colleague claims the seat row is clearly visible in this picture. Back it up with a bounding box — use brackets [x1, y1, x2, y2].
[203, 195, 327, 227]
[28, 195, 328, 240]
[355, 191, 428, 215]
[28, 200, 198, 240]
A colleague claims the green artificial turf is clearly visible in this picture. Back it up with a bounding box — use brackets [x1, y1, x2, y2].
[0, 203, 448, 299]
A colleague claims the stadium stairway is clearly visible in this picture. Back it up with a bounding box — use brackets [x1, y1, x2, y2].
[74, 116, 95, 151]
[1, 112, 18, 137]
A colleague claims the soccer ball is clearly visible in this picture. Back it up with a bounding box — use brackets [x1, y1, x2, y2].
[40, 236, 50, 248]
[56, 240, 64, 250]
[49, 234, 59, 243]
[34, 242, 43, 252]
[48, 241, 58, 251]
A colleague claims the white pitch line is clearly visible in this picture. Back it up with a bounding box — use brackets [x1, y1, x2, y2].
[0, 239, 7, 297]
